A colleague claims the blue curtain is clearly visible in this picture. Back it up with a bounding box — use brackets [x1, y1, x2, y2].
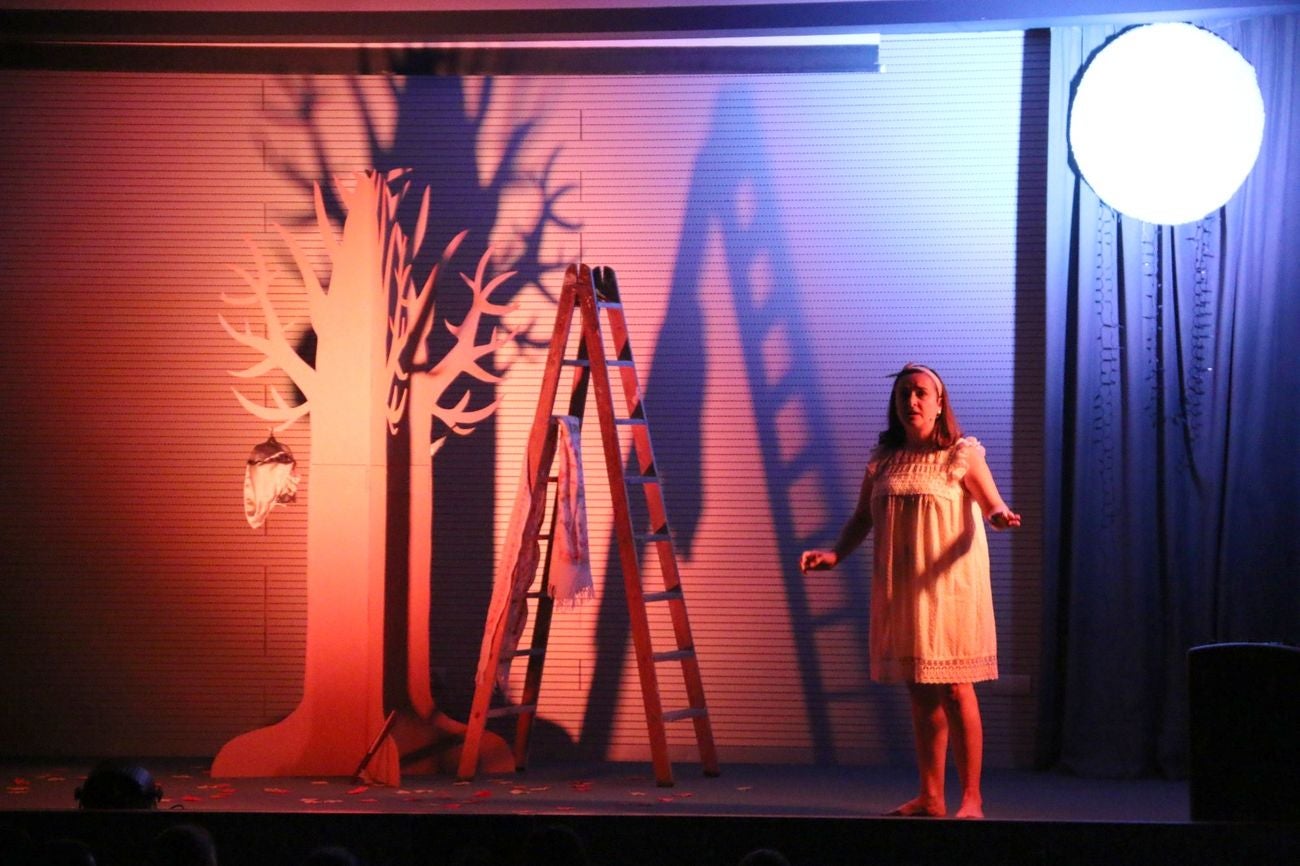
[1043, 16, 1300, 778]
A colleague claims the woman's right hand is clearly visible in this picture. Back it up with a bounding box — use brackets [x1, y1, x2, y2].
[800, 549, 838, 573]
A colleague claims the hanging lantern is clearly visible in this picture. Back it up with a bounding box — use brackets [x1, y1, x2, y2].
[244, 432, 299, 529]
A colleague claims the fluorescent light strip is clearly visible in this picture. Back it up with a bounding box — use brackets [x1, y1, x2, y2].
[45, 34, 881, 50]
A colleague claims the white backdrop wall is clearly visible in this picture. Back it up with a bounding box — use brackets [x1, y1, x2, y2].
[0, 30, 1046, 768]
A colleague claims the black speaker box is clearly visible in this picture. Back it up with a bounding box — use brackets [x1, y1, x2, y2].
[1188, 642, 1299, 822]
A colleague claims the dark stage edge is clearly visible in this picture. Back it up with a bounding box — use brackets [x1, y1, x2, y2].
[2, 760, 1296, 866]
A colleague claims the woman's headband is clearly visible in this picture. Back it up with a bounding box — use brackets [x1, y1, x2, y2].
[895, 363, 944, 398]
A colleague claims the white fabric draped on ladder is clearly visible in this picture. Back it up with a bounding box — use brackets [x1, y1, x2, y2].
[476, 414, 593, 697]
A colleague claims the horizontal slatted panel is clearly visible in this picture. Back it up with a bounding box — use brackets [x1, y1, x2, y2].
[0, 73, 311, 756]
[0, 29, 1045, 768]
[486, 32, 1045, 767]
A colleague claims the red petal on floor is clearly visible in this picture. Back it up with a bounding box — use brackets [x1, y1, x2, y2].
[347, 786, 369, 795]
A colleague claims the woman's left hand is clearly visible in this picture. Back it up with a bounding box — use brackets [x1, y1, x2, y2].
[989, 509, 1021, 530]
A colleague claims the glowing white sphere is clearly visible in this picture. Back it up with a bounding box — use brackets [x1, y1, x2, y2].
[1069, 23, 1264, 225]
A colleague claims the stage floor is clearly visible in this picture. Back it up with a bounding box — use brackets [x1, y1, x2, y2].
[3, 759, 1189, 822]
[3, 759, 1296, 866]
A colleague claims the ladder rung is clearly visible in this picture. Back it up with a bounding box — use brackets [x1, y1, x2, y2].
[510, 648, 544, 659]
[607, 359, 634, 368]
[524, 591, 546, 600]
[625, 474, 659, 485]
[822, 691, 867, 702]
[653, 649, 696, 663]
[596, 300, 624, 311]
[561, 358, 590, 368]
[662, 707, 707, 724]
[636, 531, 671, 543]
[615, 418, 648, 427]
[487, 703, 537, 719]
[643, 588, 683, 603]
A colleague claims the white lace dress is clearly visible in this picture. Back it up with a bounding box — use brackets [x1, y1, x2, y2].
[866, 436, 999, 684]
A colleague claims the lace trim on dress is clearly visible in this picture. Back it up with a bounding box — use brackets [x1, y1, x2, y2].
[873, 471, 965, 500]
[868, 439, 984, 500]
[867, 443, 944, 479]
[946, 436, 984, 482]
[873, 654, 999, 684]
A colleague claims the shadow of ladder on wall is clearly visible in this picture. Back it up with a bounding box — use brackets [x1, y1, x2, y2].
[457, 263, 721, 787]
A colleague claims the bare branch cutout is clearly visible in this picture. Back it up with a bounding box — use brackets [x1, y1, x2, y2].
[222, 170, 516, 443]
[423, 248, 519, 449]
[219, 236, 316, 430]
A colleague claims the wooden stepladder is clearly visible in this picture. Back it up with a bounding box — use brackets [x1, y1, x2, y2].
[457, 263, 719, 787]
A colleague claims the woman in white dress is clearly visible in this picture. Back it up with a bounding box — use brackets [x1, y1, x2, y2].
[801, 363, 1020, 819]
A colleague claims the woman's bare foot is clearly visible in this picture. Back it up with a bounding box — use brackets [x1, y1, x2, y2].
[885, 795, 946, 817]
[954, 795, 984, 819]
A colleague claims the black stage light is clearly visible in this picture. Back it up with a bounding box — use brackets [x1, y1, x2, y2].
[74, 759, 163, 809]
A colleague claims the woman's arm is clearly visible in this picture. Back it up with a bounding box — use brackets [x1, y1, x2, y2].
[962, 447, 1021, 530]
[801, 468, 874, 572]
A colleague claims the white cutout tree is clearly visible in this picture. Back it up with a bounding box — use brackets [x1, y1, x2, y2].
[213, 169, 515, 782]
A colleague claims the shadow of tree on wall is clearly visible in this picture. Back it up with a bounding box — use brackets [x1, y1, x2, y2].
[579, 84, 879, 765]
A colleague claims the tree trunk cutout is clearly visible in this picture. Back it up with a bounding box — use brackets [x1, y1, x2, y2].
[213, 170, 514, 782]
